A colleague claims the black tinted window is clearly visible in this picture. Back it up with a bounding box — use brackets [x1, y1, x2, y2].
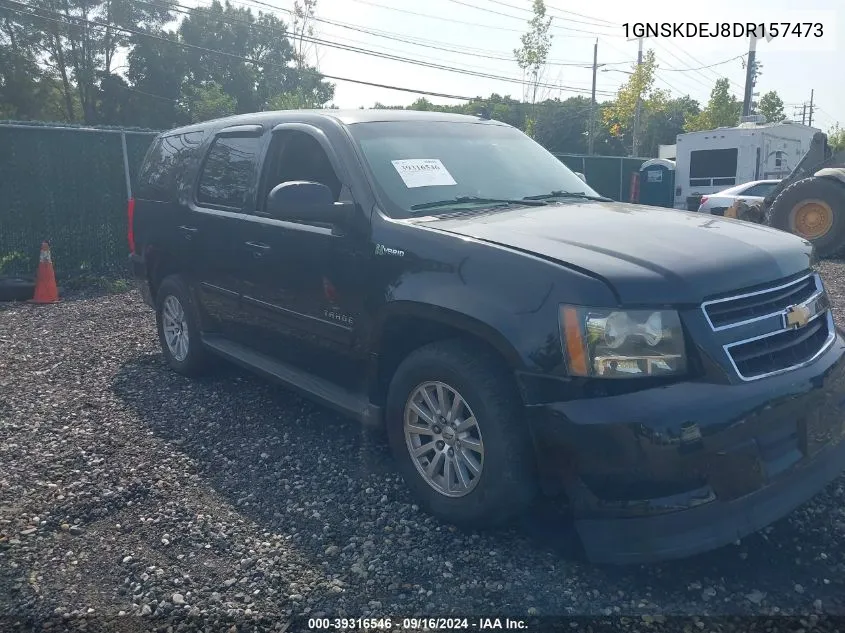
[197, 135, 261, 208]
[138, 132, 203, 201]
[690, 149, 737, 179]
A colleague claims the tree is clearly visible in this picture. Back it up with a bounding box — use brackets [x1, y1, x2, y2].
[178, 1, 333, 114]
[0, 8, 76, 121]
[513, 0, 552, 136]
[291, 0, 320, 72]
[684, 78, 741, 132]
[27, 0, 175, 123]
[829, 124, 845, 153]
[641, 95, 700, 157]
[758, 90, 785, 123]
[126, 30, 190, 129]
[601, 50, 669, 155]
[183, 81, 236, 122]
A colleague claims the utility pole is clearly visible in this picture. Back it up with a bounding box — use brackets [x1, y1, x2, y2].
[802, 103, 807, 125]
[632, 36, 643, 157]
[808, 89, 815, 127]
[588, 39, 598, 156]
[742, 35, 758, 118]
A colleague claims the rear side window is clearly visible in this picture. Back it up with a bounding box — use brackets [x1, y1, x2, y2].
[137, 132, 203, 201]
[197, 135, 261, 209]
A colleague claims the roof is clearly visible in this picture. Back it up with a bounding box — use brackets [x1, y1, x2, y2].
[678, 121, 821, 138]
[161, 109, 507, 137]
[640, 158, 675, 170]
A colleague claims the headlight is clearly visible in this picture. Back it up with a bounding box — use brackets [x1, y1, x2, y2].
[560, 306, 687, 378]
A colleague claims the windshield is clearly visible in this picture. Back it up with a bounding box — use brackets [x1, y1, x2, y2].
[348, 120, 601, 218]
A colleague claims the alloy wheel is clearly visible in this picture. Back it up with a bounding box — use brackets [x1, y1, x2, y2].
[403, 381, 484, 498]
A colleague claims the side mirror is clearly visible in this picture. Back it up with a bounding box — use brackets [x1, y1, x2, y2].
[266, 181, 340, 224]
[574, 171, 587, 183]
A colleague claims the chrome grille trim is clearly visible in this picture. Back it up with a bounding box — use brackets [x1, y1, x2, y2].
[701, 273, 817, 332]
[700, 273, 835, 382]
[725, 312, 835, 382]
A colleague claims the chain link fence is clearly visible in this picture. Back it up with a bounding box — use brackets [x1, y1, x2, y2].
[0, 121, 158, 279]
[0, 122, 646, 280]
[553, 153, 648, 202]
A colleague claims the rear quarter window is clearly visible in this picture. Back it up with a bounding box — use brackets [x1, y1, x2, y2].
[137, 131, 204, 201]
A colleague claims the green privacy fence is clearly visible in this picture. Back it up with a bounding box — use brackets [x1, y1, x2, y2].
[0, 122, 158, 279]
[553, 153, 648, 202]
[0, 122, 648, 280]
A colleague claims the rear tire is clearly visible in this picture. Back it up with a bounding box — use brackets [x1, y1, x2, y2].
[385, 339, 537, 528]
[765, 177, 845, 258]
[155, 275, 209, 376]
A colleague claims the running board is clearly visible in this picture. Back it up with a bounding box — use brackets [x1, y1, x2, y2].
[201, 334, 382, 426]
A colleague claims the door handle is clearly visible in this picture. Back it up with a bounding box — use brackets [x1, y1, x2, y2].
[178, 225, 198, 241]
[245, 241, 271, 258]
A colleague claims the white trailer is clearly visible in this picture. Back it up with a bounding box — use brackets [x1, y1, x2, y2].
[673, 121, 820, 210]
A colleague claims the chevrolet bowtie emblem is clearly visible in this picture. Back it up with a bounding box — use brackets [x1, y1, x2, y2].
[785, 304, 811, 329]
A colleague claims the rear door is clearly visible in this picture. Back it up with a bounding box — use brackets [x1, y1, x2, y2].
[134, 131, 205, 291]
[188, 125, 265, 336]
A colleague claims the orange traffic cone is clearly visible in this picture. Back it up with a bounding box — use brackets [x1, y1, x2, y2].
[30, 241, 60, 304]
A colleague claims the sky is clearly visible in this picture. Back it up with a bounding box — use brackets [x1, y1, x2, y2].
[179, 0, 843, 131]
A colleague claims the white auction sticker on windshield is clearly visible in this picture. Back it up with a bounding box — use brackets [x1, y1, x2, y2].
[391, 159, 457, 188]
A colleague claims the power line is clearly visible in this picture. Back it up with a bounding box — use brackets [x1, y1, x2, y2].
[3, 0, 621, 107]
[124, 85, 180, 102]
[543, 1, 618, 27]
[321, 28, 618, 90]
[659, 54, 745, 72]
[0, 2, 479, 102]
[653, 73, 689, 97]
[649, 42, 717, 91]
[657, 39, 745, 92]
[441, 0, 616, 35]
[347, 0, 596, 38]
[238, 0, 630, 68]
[132, 0, 618, 96]
[483, 0, 618, 29]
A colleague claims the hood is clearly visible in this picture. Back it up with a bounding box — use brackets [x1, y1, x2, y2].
[411, 201, 813, 305]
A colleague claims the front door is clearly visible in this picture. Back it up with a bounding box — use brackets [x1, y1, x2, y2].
[239, 127, 367, 391]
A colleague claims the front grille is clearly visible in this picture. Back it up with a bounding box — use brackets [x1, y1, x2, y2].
[727, 314, 830, 379]
[702, 273, 835, 381]
[704, 274, 817, 329]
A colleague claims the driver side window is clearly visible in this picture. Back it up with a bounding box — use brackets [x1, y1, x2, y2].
[262, 130, 342, 210]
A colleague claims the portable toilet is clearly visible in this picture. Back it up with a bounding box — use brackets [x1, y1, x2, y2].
[638, 158, 675, 208]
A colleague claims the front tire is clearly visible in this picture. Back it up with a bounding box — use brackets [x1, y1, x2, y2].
[386, 340, 537, 527]
[155, 275, 209, 376]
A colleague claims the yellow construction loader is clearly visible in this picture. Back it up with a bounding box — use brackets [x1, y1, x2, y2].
[723, 132, 845, 258]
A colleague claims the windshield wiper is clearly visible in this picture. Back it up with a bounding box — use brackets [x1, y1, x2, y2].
[523, 190, 612, 202]
[409, 196, 548, 212]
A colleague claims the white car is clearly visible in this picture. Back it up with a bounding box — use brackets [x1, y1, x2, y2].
[697, 179, 781, 215]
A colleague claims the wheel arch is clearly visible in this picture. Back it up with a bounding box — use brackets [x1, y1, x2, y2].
[367, 302, 525, 409]
[144, 246, 179, 303]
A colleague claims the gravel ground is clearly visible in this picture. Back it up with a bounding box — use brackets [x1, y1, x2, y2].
[2, 262, 845, 632]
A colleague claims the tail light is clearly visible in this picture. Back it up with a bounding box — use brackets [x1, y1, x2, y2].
[698, 196, 708, 208]
[127, 197, 136, 254]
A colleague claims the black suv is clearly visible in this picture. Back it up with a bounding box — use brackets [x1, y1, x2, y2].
[130, 110, 845, 564]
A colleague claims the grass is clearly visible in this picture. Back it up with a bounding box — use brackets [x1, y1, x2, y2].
[60, 274, 133, 295]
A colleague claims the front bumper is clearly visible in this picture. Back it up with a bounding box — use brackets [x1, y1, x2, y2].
[530, 333, 845, 564]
